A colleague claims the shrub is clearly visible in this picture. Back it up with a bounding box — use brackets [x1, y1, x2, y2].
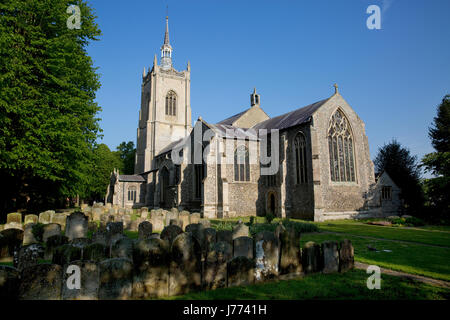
[265, 212, 275, 224]
[405, 216, 425, 226]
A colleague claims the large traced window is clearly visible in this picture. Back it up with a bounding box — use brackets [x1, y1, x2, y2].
[328, 109, 356, 182]
[234, 145, 250, 182]
[165, 90, 177, 116]
[294, 132, 307, 184]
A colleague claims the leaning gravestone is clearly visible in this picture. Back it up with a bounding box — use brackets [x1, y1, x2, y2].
[99, 258, 133, 300]
[339, 239, 354, 272]
[15, 243, 44, 272]
[45, 235, 68, 261]
[232, 220, 249, 240]
[217, 230, 233, 245]
[204, 249, 227, 290]
[0, 266, 20, 299]
[0, 228, 24, 259]
[302, 241, 322, 274]
[43, 223, 61, 243]
[322, 241, 339, 273]
[65, 212, 88, 241]
[132, 238, 170, 299]
[24, 214, 38, 226]
[254, 231, 280, 281]
[63, 261, 100, 300]
[233, 236, 254, 259]
[169, 233, 202, 296]
[23, 224, 38, 245]
[19, 264, 63, 300]
[160, 225, 183, 246]
[279, 228, 302, 275]
[138, 221, 153, 240]
[227, 256, 255, 287]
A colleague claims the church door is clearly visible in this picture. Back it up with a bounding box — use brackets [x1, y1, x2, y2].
[160, 167, 170, 207]
[269, 193, 276, 215]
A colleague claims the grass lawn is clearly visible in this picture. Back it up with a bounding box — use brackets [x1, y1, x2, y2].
[167, 269, 449, 300]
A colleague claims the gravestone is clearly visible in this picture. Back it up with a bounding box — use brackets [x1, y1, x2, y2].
[233, 236, 253, 259]
[52, 244, 82, 265]
[138, 221, 153, 240]
[111, 237, 134, 261]
[169, 219, 183, 228]
[169, 233, 202, 296]
[227, 256, 255, 287]
[150, 210, 165, 232]
[140, 207, 149, 219]
[88, 221, 98, 233]
[7, 212, 22, 225]
[160, 225, 183, 246]
[279, 228, 302, 275]
[106, 222, 124, 246]
[19, 264, 63, 300]
[132, 239, 170, 299]
[16, 244, 44, 271]
[84, 243, 109, 262]
[204, 248, 227, 290]
[24, 214, 38, 226]
[0, 266, 20, 299]
[178, 211, 190, 231]
[38, 211, 52, 224]
[213, 241, 233, 262]
[322, 241, 339, 273]
[63, 261, 100, 300]
[165, 210, 179, 227]
[339, 239, 354, 272]
[199, 219, 211, 228]
[217, 230, 233, 245]
[128, 219, 140, 232]
[302, 241, 322, 274]
[65, 212, 88, 241]
[185, 223, 205, 253]
[92, 231, 108, 247]
[23, 223, 38, 245]
[99, 258, 133, 300]
[92, 208, 102, 221]
[100, 213, 109, 227]
[254, 231, 280, 281]
[204, 228, 217, 254]
[232, 220, 249, 240]
[190, 212, 201, 224]
[45, 235, 68, 261]
[51, 213, 67, 230]
[43, 223, 61, 243]
[122, 214, 132, 230]
[0, 229, 23, 259]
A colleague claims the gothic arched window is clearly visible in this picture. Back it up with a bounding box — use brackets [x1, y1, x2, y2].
[165, 91, 177, 116]
[294, 132, 307, 184]
[234, 145, 250, 182]
[328, 109, 356, 182]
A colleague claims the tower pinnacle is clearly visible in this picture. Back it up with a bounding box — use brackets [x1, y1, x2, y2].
[160, 15, 173, 70]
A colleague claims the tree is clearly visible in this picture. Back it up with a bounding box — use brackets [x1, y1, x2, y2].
[116, 141, 136, 175]
[374, 139, 424, 215]
[0, 0, 102, 215]
[422, 95, 450, 222]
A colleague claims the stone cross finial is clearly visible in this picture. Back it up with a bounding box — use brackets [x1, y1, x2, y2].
[333, 83, 339, 94]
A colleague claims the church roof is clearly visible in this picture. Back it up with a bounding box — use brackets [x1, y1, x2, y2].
[156, 137, 188, 156]
[252, 98, 330, 131]
[118, 175, 145, 182]
[207, 123, 259, 140]
[217, 108, 249, 125]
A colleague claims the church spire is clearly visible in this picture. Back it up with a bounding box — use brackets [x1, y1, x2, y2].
[160, 14, 173, 70]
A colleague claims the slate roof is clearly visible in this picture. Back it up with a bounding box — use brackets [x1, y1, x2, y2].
[252, 98, 330, 131]
[118, 175, 145, 182]
[156, 137, 187, 156]
[207, 123, 259, 140]
[217, 108, 249, 125]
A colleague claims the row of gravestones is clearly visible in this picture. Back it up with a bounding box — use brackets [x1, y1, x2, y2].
[0, 219, 354, 300]
[0, 211, 72, 232]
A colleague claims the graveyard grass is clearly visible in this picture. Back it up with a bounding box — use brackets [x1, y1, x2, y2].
[169, 269, 449, 300]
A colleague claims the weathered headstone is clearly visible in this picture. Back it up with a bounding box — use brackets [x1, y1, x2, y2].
[232, 220, 249, 240]
[45, 235, 68, 261]
[92, 231, 108, 246]
[122, 214, 132, 230]
[213, 241, 233, 262]
[99, 258, 133, 300]
[24, 214, 38, 226]
[63, 261, 100, 300]
[204, 228, 217, 255]
[185, 223, 205, 252]
[38, 211, 53, 224]
[203, 242, 229, 290]
[88, 221, 98, 233]
[227, 256, 255, 287]
[65, 212, 88, 241]
[279, 228, 302, 275]
[19, 264, 63, 300]
[150, 210, 165, 231]
[190, 212, 201, 224]
[140, 207, 149, 219]
[322, 241, 339, 273]
[178, 211, 190, 231]
[92, 208, 102, 221]
[15, 244, 44, 271]
[0, 266, 20, 299]
[169, 233, 202, 296]
[7, 212, 22, 225]
[51, 213, 67, 230]
[302, 241, 322, 274]
[339, 239, 354, 272]
[0, 229, 24, 259]
[23, 223, 38, 245]
[111, 237, 134, 261]
[169, 218, 183, 228]
[138, 221, 153, 240]
[254, 231, 280, 281]
[233, 236, 254, 259]
[132, 239, 170, 299]
[52, 244, 82, 265]
[43, 223, 61, 243]
[199, 219, 211, 228]
[160, 225, 183, 246]
[165, 210, 179, 227]
[106, 222, 124, 246]
[217, 230, 233, 245]
[83, 243, 109, 262]
[127, 219, 140, 232]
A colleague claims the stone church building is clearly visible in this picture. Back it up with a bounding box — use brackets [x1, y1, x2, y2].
[105, 17, 401, 221]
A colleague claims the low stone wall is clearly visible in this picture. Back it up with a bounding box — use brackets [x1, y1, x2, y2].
[0, 212, 354, 300]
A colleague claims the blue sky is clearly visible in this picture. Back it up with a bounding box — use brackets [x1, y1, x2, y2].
[87, 0, 450, 168]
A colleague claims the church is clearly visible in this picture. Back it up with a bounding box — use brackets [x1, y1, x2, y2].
[105, 16, 402, 221]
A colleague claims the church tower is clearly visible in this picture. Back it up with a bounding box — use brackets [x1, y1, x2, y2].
[135, 15, 192, 174]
